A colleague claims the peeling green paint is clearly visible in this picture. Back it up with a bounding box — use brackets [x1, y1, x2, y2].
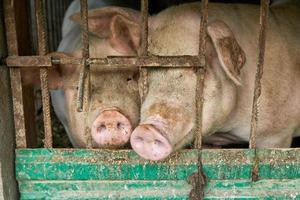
[18, 179, 300, 199]
[16, 148, 300, 199]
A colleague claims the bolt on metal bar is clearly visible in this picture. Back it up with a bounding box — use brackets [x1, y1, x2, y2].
[249, 0, 270, 182]
[4, 0, 27, 148]
[139, 0, 149, 103]
[77, 0, 90, 112]
[192, 0, 209, 199]
[35, 0, 53, 148]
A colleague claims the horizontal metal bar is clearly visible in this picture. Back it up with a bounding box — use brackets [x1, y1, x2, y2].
[6, 56, 52, 67]
[6, 55, 205, 68]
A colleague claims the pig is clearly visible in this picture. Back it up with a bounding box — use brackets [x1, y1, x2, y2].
[36, 2, 145, 148]
[129, 1, 300, 160]
[50, 4, 145, 148]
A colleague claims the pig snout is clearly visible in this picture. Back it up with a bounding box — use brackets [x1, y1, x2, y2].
[91, 110, 132, 148]
[130, 124, 172, 161]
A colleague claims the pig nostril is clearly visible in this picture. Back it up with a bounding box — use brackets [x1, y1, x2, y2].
[97, 124, 106, 133]
[117, 122, 123, 130]
[154, 139, 163, 146]
[135, 136, 144, 142]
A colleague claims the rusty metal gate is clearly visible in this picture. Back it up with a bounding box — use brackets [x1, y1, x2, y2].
[2, 0, 300, 199]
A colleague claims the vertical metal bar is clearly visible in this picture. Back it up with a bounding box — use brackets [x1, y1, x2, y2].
[192, 0, 209, 199]
[140, 0, 148, 56]
[77, 0, 92, 148]
[249, 0, 270, 182]
[249, 0, 270, 149]
[77, 0, 90, 112]
[49, 0, 55, 52]
[139, 0, 149, 103]
[35, 0, 53, 148]
[56, 0, 64, 50]
[4, 0, 27, 148]
[194, 0, 208, 150]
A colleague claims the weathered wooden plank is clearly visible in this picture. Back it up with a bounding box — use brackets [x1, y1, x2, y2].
[19, 180, 191, 200]
[16, 149, 200, 181]
[16, 149, 300, 181]
[17, 179, 300, 199]
[15, 0, 38, 148]
[0, 0, 19, 199]
[0, 66, 19, 199]
[205, 179, 300, 199]
[257, 149, 300, 179]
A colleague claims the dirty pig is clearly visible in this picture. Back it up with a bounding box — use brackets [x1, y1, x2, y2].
[129, 1, 300, 160]
[24, 2, 146, 148]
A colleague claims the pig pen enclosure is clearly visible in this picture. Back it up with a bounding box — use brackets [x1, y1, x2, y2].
[1, 0, 300, 199]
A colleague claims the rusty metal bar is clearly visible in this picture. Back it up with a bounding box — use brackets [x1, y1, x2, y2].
[3, 0, 27, 148]
[191, 0, 209, 199]
[139, 0, 149, 103]
[249, 0, 270, 149]
[76, 0, 90, 112]
[140, 0, 148, 56]
[6, 55, 204, 68]
[194, 0, 208, 150]
[6, 56, 53, 67]
[77, 0, 92, 148]
[35, 0, 53, 148]
[249, 0, 270, 182]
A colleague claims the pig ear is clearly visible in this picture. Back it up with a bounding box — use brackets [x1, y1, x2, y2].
[22, 52, 71, 89]
[207, 20, 246, 85]
[70, 7, 141, 54]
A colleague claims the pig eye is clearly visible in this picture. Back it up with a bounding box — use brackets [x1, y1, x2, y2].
[127, 78, 132, 82]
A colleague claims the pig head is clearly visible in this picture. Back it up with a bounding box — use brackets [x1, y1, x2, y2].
[130, 2, 300, 160]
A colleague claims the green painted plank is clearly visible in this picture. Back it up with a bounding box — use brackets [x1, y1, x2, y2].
[16, 149, 199, 181]
[18, 179, 300, 199]
[201, 149, 254, 179]
[204, 179, 300, 199]
[16, 149, 300, 180]
[18, 180, 191, 200]
[258, 149, 300, 179]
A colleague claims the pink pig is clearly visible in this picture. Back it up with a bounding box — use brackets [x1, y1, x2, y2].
[129, 2, 300, 160]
